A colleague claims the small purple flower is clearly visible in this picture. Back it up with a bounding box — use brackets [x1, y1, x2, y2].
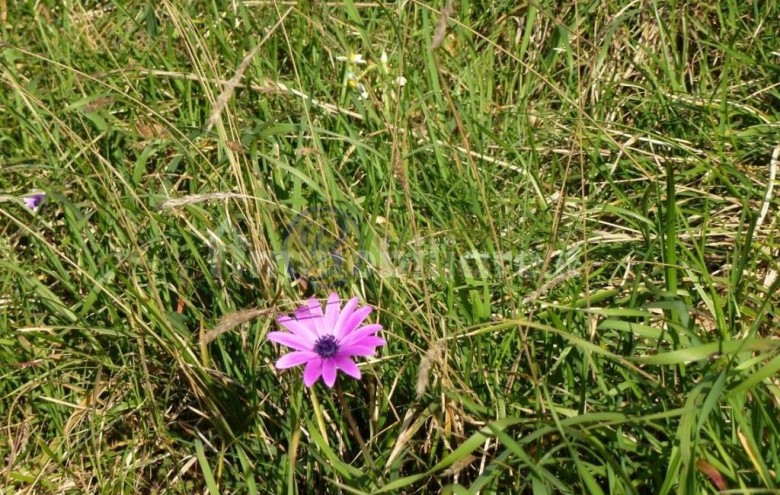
[23, 192, 46, 212]
[269, 293, 385, 388]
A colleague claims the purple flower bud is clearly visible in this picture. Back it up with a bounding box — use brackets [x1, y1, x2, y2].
[23, 192, 46, 212]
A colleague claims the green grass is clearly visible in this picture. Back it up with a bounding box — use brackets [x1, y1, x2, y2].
[2, 1, 780, 493]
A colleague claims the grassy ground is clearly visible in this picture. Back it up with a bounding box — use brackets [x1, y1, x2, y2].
[2, 1, 780, 493]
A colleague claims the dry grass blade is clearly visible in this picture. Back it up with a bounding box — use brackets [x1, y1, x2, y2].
[158, 192, 257, 210]
[385, 406, 436, 469]
[756, 143, 779, 230]
[204, 7, 293, 133]
[201, 308, 271, 345]
[416, 340, 443, 398]
[442, 454, 477, 477]
[431, 0, 454, 50]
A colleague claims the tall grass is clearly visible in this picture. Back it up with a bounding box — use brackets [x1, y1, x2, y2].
[1, 1, 779, 493]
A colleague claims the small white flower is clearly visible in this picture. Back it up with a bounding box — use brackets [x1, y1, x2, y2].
[395, 76, 407, 87]
[380, 50, 388, 70]
[337, 52, 366, 65]
[346, 71, 369, 99]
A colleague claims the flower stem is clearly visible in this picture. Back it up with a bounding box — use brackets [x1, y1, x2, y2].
[308, 388, 329, 447]
[336, 383, 376, 471]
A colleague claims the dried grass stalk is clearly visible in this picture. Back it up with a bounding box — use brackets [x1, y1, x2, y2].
[201, 308, 270, 345]
[205, 8, 292, 132]
[431, 0, 454, 50]
[416, 340, 443, 398]
[158, 192, 254, 210]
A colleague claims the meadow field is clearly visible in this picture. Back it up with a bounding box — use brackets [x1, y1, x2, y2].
[2, 1, 780, 493]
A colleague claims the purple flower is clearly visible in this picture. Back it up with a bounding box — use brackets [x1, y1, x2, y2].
[23, 192, 45, 212]
[269, 293, 385, 387]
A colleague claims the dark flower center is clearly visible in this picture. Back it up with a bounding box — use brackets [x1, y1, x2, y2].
[313, 335, 340, 358]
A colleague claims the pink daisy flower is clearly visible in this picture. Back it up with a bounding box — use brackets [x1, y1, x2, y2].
[268, 293, 385, 388]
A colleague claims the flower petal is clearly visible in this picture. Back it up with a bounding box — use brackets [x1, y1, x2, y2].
[295, 297, 324, 319]
[334, 356, 361, 379]
[303, 359, 323, 387]
[340, 305, 373, 337]
[353, 336, 386, 348]
[267, 331, 312, 351]
[295, 298, 325, 335]
[277, 315, 318, 341]
[321, 358, 338, 387]
[339, 324, 383, 347]
[338, 344, 379, 357]
[322, 293, 341, 333]
[333, 297, 359, 339]
[276, 351, 317, 369]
